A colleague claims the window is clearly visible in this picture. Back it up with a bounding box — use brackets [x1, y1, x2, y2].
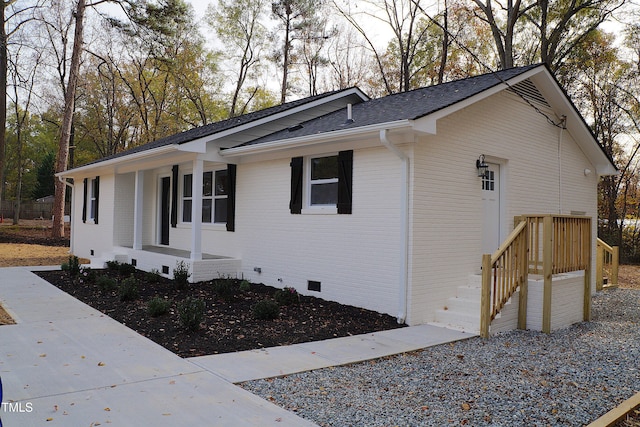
[182, 170, 228, 224]
[182, 173, 192, 222]
[309, 155, 339, 206]
[82, 176, 99, 224]
[290, 150, 352, 214]
[89, 178, 99, 221]
[482, 170, 495, 191]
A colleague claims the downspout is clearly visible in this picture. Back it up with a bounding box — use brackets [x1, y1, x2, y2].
[379, 129, 410, 324]
[58, 176, 75, 254]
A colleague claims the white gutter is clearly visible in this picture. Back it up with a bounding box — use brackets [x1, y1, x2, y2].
[379, 129, 410, 324]
[221, 120, 411, 157]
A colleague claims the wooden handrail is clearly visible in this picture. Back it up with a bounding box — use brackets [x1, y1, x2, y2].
[481, 214, 592, 337]
[596, 238, 619, 290]
[480, 220, 528, 338]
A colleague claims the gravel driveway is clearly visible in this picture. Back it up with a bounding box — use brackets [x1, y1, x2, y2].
[242, 288, 640, 426]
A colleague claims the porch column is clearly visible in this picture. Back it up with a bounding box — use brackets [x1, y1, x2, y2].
[190, 159, 203, 261]
[133, 170, 144, 250]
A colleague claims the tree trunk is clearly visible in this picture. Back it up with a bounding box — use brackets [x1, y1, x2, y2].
[0, 3, 8, 221]
[52, 0, 85, 238]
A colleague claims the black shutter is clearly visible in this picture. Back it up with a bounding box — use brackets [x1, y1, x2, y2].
[226, 164, 236, 232]
[337, 150, 353, 214]
[82, 178, 88, 223]
[290, 157, 303, 214]
[94, 176, 100, 224]
[171, 165, 178, 227]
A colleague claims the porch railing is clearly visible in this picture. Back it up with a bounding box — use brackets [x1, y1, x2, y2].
[480, 215, 592, 338]
[596, 238, 619, 290]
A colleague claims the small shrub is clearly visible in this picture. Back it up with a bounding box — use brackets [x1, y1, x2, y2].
[96, 275, 117, 293]
[212, 278, 236, 302]
[173, 261, 191, 289]
[118, 275, 139, 301]
[252, 299, 280, 320]
[106, 260, 120, 271]
[146, 269, 163, 284]
[274, 287, 299, 306]
[147, 297, 171, 317]
[178, 297, 205, 331]
[239, 280, 251, 292]
[118, 263, 136, 276]
[62, 255, 82, 277]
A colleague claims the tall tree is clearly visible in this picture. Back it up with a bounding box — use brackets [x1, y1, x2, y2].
[207, 0, 267, 117]
[52, 0, 85, 237]
[271, 0, 317, 103]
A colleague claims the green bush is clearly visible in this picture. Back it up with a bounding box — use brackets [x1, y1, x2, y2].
[252, 300, 280, 320]
[62, 255, 82, 277]
[118, 263, 137, 276]
[239, 280, 251, 292]
[274, 287, 299, 306]
[147, 297, 171, 317]
[212, 278, 236, 302]
[146, 269, 163, 284]
[178, 297, 205, 331]
[96, 275, 117, 293]
[118, 275, 139, 301]
[173, 261, 191, 289]
[106, 260, 120, 271]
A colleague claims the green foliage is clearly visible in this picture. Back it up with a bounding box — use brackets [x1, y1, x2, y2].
[118, 262, 137, 276]
[118, 275, 139, 301]
[252, 299, 279, 320]
[173, 261, 191, 289]
[212, 278, 236, 302]
[147, 297, 171, 317]
[106, 260, 121, 271]
[96, 275, 117, 293]
[239, 279, 251, 292]
[62, 255, 82, 277]
[178, 297, 206, 331]
[146, 269, 163, 284]
[32, 151, 56, 200]
[274, 286, 299, 306]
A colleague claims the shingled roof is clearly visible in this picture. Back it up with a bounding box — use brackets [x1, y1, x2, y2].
[229, 64, 541, 148]
[80, 87, 364, 167]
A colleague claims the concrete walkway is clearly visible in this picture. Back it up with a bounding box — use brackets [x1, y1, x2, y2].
[0, 267, 474, 426]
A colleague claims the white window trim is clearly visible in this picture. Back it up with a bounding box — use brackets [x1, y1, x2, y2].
[303, 154, 339, 214]
[180, 168, 229, 224]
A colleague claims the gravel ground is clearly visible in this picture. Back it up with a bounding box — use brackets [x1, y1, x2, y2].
[242, 288, 640, 426]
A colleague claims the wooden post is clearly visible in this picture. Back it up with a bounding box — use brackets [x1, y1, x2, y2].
[583, 219, 592, 322]
[518, 226, 529, 330]
[612, 246, 619, 287]
[596, 244, 603, 291]
[542, 215, 553, 334]
[480, 254, 492, 338]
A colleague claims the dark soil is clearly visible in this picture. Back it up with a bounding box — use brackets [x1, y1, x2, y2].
[0, 222, 70, 247]
[36, 268, 405, 358]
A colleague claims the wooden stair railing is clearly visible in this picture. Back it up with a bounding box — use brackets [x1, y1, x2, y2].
[481, 215, 592, 338]
[596, 238, 619, 290]
[480, 220, 528, 338]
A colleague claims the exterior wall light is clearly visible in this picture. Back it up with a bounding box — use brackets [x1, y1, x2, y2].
[476, 154, 489, 178]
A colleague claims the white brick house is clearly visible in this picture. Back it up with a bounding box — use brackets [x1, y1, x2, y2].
[58, 64, 616, 333]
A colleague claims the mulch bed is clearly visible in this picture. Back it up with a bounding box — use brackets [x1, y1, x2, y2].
[36, 268, 405, 358]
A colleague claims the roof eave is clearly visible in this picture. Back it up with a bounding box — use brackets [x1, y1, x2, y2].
[220, 120, 412, 157]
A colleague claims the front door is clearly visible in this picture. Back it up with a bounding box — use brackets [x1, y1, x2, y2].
[481, 163, 501, 255]
[159, 176, 171, 246]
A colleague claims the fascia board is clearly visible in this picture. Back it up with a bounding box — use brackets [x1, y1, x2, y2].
[220, 120, 411, 157]
[56, 145, 179, 179]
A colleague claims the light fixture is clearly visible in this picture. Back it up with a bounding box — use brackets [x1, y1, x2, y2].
[476, 154, 489, 178]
